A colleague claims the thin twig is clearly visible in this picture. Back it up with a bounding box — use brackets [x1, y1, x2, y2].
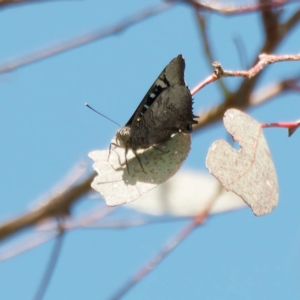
[0, 217, 177, 263]
[233, 35, 249, 70]
[33, 224, 65, 300]
[217, 54, 300, 78]
[0, 3, 172, 73]
[261, 119, 300, 136]
[0, 205, 116, 262]
[108, 184, 223, 300]
[249, 76, 300, 106]
[193, 7, 230, 96]
[283, 7, 300, 32]
[0, 0, 56, 7]
[109, 221, 199, 300]
[181, 0, 299, 14]
[0, 190, 248, 262]
[0, 231, 57, 262]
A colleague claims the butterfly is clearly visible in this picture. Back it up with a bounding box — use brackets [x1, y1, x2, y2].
[112, 55, 198, 173]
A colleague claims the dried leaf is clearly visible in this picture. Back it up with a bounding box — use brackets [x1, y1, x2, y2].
[89, 133, 191, 206]
[206, 109, 278, 216]
[126, 169, 246, 217]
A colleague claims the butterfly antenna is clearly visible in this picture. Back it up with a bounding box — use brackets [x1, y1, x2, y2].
[85, 103, 121, 128]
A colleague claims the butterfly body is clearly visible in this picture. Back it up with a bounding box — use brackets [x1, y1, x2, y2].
[114, 55, 198, 171]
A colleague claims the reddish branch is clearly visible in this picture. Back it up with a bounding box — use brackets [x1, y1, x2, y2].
[191, 53, 300, 96]
[261, 120, 300, 136]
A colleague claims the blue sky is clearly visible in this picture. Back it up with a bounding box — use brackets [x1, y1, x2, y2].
[1, 1, 300, 299]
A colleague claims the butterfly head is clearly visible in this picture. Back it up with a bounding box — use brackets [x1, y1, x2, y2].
[116, 126, 131, 148]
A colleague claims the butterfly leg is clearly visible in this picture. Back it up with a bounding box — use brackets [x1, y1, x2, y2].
[108, 142, 127, 171]
[109, 144, 146, 174]
[132, 149, 146, 174]
[124, 147, 131, 175]
[108, 142, 118, 161]
[152, 144, 169, 154]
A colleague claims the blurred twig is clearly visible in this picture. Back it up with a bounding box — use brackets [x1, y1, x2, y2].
[181, 0, 299, 14]
[33, 223, 65, 300]
[0, 0, 53, 7]
[0, 231, 57, 262]
[193, 7, 230, 96]
[250, 76, 300, 106]
[108, 183, 223, 300]
[0, 205, 117, 262]
[0, 172, 95, 241]
[0, 3, 173, 73]
[233, 35, 249, 69]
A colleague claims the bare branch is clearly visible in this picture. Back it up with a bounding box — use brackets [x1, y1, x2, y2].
[260, 0, 281, 42]
[233, 35, 249, 69]
[0, 172, 95, 241]
[215, 53, 300, 79]
[192, 53, 300, 97]
[283, 7, 300, 32]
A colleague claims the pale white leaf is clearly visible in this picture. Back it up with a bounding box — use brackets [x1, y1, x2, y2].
[206, 109, 278, 216]
[126, 169, 246, 217]
[89, 133, 191, 206]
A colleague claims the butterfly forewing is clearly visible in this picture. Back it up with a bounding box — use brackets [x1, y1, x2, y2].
[125, 55, 186, 126]
[129, 85, 194, 148]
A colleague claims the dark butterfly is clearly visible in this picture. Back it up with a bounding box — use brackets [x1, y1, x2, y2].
[112, 55, 198, 172]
